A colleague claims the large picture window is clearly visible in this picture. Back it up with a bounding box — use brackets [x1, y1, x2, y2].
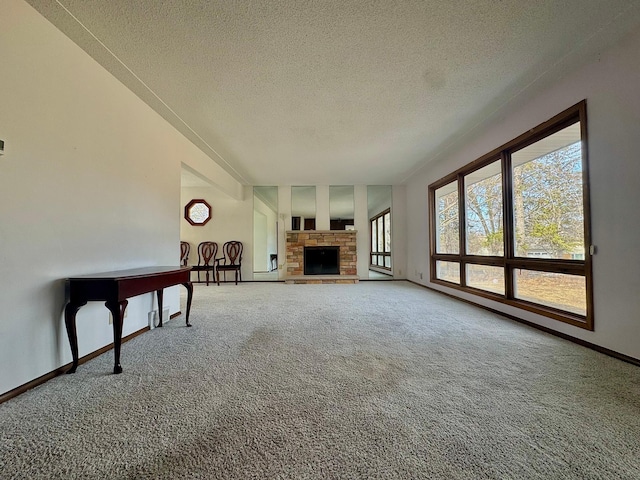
[429, 101, 593, 329]
[370, 209, 391, 270]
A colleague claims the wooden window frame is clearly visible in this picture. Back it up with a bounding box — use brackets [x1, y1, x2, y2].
[370, 208, 391, 271]
[184, 198, 212, 226]
[428, 101, 593, 330]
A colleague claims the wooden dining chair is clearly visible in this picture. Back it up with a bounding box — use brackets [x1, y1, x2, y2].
[192, 241, 218, 286]
[180, 241, 190, 266]
[215, 241, 243, 285]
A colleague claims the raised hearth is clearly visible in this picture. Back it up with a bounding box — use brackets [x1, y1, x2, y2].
[286, 230, 358, 284]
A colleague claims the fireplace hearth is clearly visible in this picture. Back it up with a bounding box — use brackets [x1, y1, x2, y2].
[285, 230, 358, 284]
[304, 246, 339, 275]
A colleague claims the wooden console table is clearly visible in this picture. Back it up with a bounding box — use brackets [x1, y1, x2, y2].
[64, 266, 193, 374]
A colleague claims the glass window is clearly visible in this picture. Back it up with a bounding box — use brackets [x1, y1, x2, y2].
[428, 102, 592, 329]
[514, 269, 586, 316]
[512, 124, 585, 259]
[466, 264, 505, 295]
[371, 221, 377, 251]
[435, 182, 459, 254]
[384, 212, 391, 252]
[465, 161, 503, 256]
[184, 199, 212, 226]
[436, 261, 460, 284]
[370, 208, 392, 270]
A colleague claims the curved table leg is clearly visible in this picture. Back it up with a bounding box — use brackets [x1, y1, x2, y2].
[64, 301, 87, 374]
[156, 289, 164, 327]
[105, 300, 128, 374]
[182, 282, 193, 327]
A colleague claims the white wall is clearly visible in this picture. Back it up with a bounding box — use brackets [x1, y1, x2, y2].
[0, 0, 246, 396]
[406, 26, 640, 360]
[180, 186, 253, 281]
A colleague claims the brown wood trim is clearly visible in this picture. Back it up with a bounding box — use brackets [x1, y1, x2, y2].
[184, 198, 212, 226]
[429, 101, 586, 190]
[578, 101, 595, 331]
[457, 173, 466, 286]
[409, 280, 639, 367]
[0, 326, 150, 405]
[428, 186, 438, 282]
[430, 276, 589, 328]
[501, 151, 515, 300]
[432, 255, 585, 275]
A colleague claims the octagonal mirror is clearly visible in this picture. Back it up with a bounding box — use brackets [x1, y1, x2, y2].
[184, 199, 212, 226]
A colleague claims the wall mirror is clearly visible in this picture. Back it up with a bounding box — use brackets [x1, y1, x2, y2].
[291, 186, 316, 230]
[367, 186, 392, 277]
[184, 198, 212, 226]
[329, 186, 354, 230]
[253, 186, 279, 279]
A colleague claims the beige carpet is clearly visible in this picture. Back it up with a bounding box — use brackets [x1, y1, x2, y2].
[1, 281, 639, 479]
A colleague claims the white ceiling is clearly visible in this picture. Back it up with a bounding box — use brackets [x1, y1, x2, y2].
[27, 0, 640, 186]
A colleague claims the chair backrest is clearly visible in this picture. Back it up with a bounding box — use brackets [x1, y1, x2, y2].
[180, 241, 190, 266]
[221, 241, 243, 266]
[197, 241, 218, 267]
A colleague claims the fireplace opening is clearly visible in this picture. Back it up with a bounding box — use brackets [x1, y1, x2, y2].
[304, 246, 340, 275]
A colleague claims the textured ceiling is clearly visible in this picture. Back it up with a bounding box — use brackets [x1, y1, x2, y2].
[26, 0, 640, 186]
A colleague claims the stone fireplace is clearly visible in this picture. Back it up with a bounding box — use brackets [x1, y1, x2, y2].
[285, 230, 358, 284]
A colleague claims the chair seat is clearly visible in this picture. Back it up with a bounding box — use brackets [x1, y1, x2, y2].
[216, 264, 240, 271]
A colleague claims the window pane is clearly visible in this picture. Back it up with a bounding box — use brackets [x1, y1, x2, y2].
[435, 182, 459, 254]
[384, 255, 391, 268]
[512, 123, 585, 259]
[465, 162, 504, 256]
[371, 221, 377, 252]
[514, 269, 586, 316]
[384, 212, 391, 252]
[436, 261, 460, 284]
[377, 217, 384, 252]
[466, 264, 505, 295]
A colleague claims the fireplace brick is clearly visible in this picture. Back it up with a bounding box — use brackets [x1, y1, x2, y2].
[285, 230, 358, 282]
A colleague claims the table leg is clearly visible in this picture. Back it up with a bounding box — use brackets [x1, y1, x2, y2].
[105, 300, 128, 374]
[156, 289, 164, 327]
[64, 301, 86, 374]
[182, 282, 193, 327]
